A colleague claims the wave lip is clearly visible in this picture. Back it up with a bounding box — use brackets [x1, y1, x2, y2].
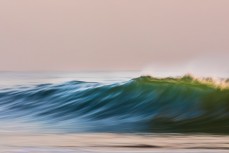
[0, 75, 229, 133]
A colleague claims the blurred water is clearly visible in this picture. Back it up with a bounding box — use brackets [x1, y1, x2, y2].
[0, 72, 228, 134]
[0, 72, 228, 152]
[1, 133, 229, 153]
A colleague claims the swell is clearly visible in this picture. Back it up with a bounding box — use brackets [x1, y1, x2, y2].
[0, 75, 229, 133]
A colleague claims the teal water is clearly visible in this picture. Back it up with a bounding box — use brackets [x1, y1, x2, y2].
[0, 72, 228, 134]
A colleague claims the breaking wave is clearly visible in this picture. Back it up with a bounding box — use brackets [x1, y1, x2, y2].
[0, 75, 229, 133]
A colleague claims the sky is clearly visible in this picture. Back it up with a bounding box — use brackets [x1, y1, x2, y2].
[0, 0, 228, 76]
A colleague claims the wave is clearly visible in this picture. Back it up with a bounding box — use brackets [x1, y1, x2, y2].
[0, 75, 229, 133]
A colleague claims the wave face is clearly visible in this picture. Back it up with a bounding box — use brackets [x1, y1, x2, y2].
[0, 75, 229, 133]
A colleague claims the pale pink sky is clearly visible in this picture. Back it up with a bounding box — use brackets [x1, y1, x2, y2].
[0, 0, 229, 74]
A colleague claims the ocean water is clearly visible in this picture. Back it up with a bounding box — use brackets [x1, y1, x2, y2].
[0, 71, 228, 133]
[0, 72, 229, 152]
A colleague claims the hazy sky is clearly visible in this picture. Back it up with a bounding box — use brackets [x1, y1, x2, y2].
[0, 0, 229, 75]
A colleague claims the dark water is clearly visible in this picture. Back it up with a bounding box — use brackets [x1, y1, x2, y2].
[0, 72, 229, 134]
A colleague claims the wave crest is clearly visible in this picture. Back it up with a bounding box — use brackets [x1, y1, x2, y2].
[134, 74, 229, 89]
